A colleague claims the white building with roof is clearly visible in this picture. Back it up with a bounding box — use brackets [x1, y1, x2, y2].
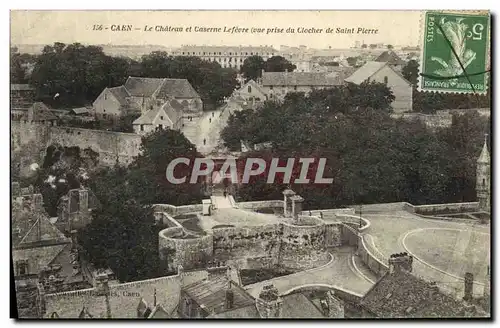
[345, 61, 412, 113]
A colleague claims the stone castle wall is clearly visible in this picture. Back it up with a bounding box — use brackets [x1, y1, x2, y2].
[12, 121, 142, 168]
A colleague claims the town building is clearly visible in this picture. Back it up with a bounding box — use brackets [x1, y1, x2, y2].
[132, 101, 177, 135]
[11, 83, 35, 110]
[345, 61, 413, 113]
[374, 50, 406, 71]
[359, 253, 487, 318]
[171, 45, 279, 69]
[259, 71, 344, 100]
[92, 77, 202, 121]
[233, 79, 268, 102]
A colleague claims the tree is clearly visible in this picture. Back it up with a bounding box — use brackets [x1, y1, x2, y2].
[10, 47, 26, 84]
[361, 44, 368, 49]
[30, 43, 130, 108]
[264, 56, 297, 73]
[387, 44, 394, 50]
[346, 57, 360, 67]
[78, 200, 162, 282]
[369, 44, 377, 49]
[240, 55, 265, 81]
[402, 59, 419, 85]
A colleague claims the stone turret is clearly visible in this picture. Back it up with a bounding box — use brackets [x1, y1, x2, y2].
[283, 189, 296, 218]
[476, 135, 490, 212]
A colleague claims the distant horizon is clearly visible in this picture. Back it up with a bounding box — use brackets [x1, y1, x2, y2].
[11, 11, 421, 50]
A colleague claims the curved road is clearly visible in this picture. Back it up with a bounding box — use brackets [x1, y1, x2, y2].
[245, 247, 374, 298]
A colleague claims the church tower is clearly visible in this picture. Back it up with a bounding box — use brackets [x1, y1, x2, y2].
[476, 134, 490, 212]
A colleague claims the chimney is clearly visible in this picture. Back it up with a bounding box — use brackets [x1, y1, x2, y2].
[225, 288, 234, 310]
[290, 195, 304, 221]
[79, 189, 89, 213]
[282, 189, 296, 218]
[483, 266, 490, 298]
[12, 182, 20, 198]
[325, 290, 345, 318]
[463, 272, 474, 302]
[95, 273, 110, 296]
[388, 252, 413, 273]
[206, 261, 229, 280]
[256, 284, 283, 318]
[33, 193, 44, 211]
[428, 281, 439, 298]
[70, 230, 78, 248]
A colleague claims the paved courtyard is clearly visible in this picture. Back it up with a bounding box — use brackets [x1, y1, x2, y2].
[362, 210, 490, 297]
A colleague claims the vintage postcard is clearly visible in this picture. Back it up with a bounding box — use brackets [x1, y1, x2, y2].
[10, 10, 491, 319]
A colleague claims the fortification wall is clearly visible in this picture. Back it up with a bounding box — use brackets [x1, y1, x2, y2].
[158, 227, 213, 272]
[12, 121, 142, 168]
[410, 202, 479, 215]
[357, 235, 389, 278]
[237, 200, 284, 210]
[152, 204, 203, 217]
[280, 217, 330, 270]
[212, 224, 281, 261]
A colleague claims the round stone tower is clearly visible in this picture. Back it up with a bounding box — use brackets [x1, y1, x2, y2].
[476, 134, 490, 212]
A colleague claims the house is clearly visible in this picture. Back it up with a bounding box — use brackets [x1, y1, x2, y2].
[259, 71, 344, 100]
[374, 51, 406, 71]
[92, 77, 202, 122]
[21, 102, 59, 125]
[132, 102, 175, 135]
[359, 253, 485, 318]
[92, 85, 140, 120]
[11, 183, 90, 317]
[233, 79, 267, 102]
[345, 61, 413, 113]
[178, 265, 339, 318]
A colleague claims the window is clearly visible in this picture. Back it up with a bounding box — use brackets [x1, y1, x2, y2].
[483, 178, 486, 187]
[104, 93, 107, 100]
[16, 260, 28, 275]
[158, 124, 163, 130]
[140, 124, 144, 131]
[182, 52, 185, 55]
[251, 52, 253, 55]
[294, 85, 297, 91]
[270, 86, 273, 90]
[187, 52, 190, 55]
[256, 52, 259, 55]
[245, 52, 248, 55]
[248, 85, 252, 93]
[229, 64, 232, 68]
[160, 116, 164, 120]
[203, 52, 206, 55]
[384, 76, 388, 84]
[229, 52, 232, 55]
[219, 52, 222, 55]
[103, 114, 107, 119]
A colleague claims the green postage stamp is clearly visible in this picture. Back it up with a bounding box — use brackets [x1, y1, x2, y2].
[419, 11, 490, 94]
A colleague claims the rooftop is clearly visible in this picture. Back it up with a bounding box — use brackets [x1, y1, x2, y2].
[262, 71, 343, 86]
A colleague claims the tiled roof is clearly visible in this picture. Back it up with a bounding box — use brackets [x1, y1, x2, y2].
[207, 304, 259, 318]
[375, 51, 406, 66]
[262, 72, 342, 86]
[156, 79, 200, 99]
[148, 304, 170, 318]
[107, 86, 130, 106]
[281, 293, 325, 318]
[132, 105, 172, 126]
[124, 77, 165, 97]
[344, 61, 387, 85]
[478, 138, 490, 164]
[361, 270, 468, 318]
[70, 107, 91, 115]
[183, 277, 255, 315]
[23, 102, 58, 122]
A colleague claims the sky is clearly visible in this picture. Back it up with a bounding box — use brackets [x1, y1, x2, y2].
[10, 10, 421, 49]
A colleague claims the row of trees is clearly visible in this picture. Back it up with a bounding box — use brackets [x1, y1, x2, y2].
[12, 43, 239, 109]
[240, 55, 297, 82]
[221, 82, 490, 209]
